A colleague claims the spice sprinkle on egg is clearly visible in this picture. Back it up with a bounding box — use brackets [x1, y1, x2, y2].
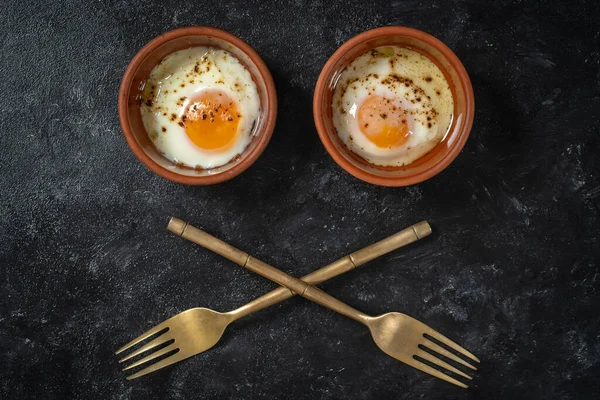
[331, 46, 454, 167]
[140, 47, 260, 169]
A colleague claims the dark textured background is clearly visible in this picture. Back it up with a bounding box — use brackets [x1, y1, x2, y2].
[1, 0, 599, 398]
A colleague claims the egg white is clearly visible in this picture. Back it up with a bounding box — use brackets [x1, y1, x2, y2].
[331, 46, 454, 167]
[140, 47, 260, 169]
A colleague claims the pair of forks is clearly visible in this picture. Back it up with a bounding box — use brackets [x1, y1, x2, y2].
[116, 217, 479, 387]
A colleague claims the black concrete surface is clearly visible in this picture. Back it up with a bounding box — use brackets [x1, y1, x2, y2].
[1, 0, 599, 398]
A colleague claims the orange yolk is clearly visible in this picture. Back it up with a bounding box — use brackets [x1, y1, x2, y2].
[183, 91, 240, 150]
[357, 95, 410, 148]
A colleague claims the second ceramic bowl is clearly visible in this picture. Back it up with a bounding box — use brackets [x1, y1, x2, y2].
[119, 27, 277, 185]
[314, 26, 474, 186]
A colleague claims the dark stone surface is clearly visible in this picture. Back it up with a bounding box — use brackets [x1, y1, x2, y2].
[1, 0, 599, 398]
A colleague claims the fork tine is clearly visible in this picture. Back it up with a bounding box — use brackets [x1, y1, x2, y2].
[115, 323, 170, 355]
[424, 329, 480, 364]
[119, 334, 173, 363]
[414, 349, 472, 380]
[409, 359, 469, 388]
[125, 351, 187, 380]
[421, 340, 478, 371]
[122, 343, 178, 371]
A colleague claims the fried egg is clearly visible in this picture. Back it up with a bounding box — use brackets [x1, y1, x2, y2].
[140, 47, 260, 169]
[332, 46, 454, 167]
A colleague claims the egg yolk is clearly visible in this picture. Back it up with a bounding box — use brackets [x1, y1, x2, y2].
[357, 95, 410, 148]
[183, 91, 240, 150]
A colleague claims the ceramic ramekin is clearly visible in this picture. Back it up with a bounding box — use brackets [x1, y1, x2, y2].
[119, 27, 277, 185]
[313, 26, 474, 186]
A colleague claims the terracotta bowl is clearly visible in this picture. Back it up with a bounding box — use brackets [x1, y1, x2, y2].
[119, 27, 277, 185]
[313, 26, 474, 186]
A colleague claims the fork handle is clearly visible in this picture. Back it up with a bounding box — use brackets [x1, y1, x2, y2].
[168, 217, 430, 322]
[170, 219, 369, 323]
[246, 256, 373, 323]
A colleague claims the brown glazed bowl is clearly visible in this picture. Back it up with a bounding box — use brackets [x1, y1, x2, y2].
[119, 27, 277, 185]
[313, 26, 474, 186]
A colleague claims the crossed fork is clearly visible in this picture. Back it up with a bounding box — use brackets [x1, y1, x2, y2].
[116, 217, 479, 387]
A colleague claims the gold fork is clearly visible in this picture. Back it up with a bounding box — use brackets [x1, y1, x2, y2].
[171, 219, 480, 388]
[117, 218, 432, 380]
